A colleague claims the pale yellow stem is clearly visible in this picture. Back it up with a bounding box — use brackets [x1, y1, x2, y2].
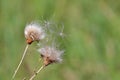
[12, 44, 29, 80]
[29, 65, 45, 80]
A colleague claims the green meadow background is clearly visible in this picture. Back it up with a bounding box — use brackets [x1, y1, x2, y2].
[1, 0, 120, 80]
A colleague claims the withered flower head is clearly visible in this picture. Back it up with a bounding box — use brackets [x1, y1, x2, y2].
[38, 46, 64, 66]
[24, 22, 45, 44]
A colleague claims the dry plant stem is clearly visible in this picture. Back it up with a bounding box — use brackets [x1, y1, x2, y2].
[12, 44, 29, 80]
[29, 65, 45, 80]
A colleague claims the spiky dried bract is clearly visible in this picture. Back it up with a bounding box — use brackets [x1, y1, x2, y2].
[38, 46, 64, 66]
[24, 22, 45, 44]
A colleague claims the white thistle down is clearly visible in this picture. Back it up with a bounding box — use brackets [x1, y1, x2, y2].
[38, 46, 64, 66]
[24, 22, 45, 44]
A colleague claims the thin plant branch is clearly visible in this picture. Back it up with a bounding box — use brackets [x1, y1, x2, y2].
[12, 44, 29, 80]
[29, 65, 45, 80]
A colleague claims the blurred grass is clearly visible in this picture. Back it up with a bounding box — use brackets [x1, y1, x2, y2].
[1, 0, 120, 80]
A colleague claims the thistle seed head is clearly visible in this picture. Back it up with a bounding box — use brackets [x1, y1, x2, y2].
[24, 22, 45, 44]
[38, 46, 64, 66]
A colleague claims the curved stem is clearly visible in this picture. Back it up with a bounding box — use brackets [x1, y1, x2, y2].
[12, 44, 29, 80]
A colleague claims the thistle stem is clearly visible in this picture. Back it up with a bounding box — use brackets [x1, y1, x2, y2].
[29, 65, 45, 80]
[12, 44, 29, 80]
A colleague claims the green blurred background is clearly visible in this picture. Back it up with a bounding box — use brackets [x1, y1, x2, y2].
[1, 0, 120, 80]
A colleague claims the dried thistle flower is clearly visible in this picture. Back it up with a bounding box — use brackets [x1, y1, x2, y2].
[38, 46, 64, 66]
[24, 22, 45, 44]
[12, 22, 46, 80]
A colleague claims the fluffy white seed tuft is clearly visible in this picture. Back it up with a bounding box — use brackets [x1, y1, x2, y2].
[38, 46, 64, 66]
[24, 22, 45, 44]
